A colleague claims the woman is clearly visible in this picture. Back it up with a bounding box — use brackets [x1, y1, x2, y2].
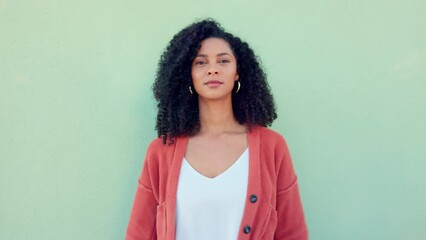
[126, 18, 308, 240]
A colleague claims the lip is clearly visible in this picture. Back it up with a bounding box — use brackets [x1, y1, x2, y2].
[205, 80, 223, 85]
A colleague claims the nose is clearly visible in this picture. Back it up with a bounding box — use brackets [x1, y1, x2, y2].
[207, 68, 219, 75]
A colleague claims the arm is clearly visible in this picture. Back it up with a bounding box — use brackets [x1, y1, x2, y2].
[275, 139, 308, 240]
[125, 148, 159, 240]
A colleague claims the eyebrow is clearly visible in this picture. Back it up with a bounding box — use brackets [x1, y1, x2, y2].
[195, 53, 232, 57]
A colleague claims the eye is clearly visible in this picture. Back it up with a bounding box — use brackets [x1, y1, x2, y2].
[195, 60, 207, 66]
[219, 59, 230, 64]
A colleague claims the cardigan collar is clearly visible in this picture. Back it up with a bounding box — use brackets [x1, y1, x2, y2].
[165, 125, 262, 239]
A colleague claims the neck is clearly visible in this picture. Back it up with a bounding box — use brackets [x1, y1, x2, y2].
[198, 98, 242, 136]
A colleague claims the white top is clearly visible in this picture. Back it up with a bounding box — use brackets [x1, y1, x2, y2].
[175, 148, 249, 240]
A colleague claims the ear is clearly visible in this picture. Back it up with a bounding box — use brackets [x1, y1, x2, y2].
[235, 74, 239, 81]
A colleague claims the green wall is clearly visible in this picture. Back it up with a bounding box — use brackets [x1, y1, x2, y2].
[1, 0, 425, 239]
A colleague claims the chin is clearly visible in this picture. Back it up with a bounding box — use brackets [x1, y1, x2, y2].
[198, 92, 232, 101]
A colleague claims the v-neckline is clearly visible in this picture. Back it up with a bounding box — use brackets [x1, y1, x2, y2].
[165, 125, 262, 240]
[182, 147, 249, 180]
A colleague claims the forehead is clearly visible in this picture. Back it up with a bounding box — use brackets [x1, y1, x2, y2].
[197, 37, 233, 55]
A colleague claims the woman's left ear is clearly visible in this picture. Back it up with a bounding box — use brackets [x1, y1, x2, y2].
[235, 74, 239, 81]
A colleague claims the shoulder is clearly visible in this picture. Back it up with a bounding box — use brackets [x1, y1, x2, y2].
[143, 137, 173, 163]
[144, 135, 186, 164]
[146, 137, 167, 151]
[252, 125, 291, 159]
[255, 125, 287, 146]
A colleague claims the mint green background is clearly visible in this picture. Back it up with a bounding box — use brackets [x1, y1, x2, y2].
[1, 0, 425, 239]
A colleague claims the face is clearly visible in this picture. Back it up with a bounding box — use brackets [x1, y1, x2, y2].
[191, 37, 239, 101]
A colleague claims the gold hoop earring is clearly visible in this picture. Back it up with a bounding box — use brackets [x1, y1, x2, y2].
[189, 86, 193, 95]
[235, 81, 241, 94]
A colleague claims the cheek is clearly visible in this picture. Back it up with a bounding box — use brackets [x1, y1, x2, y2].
[191, 70, 204, 87]
[224, 67, 238, 78]
[191, 69, 199, 80]
[225, 63, 237, 74]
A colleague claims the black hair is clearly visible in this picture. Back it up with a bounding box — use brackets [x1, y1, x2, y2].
[152, 18, 277, 144]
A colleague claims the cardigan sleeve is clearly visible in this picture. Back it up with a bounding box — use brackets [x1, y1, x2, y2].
[275, 139, 308, 240]
[125, 143, 159, 240]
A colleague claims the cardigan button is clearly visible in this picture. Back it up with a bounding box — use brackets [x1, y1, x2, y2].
[243, 225, 251, 234]
[249, 194, 258, 203]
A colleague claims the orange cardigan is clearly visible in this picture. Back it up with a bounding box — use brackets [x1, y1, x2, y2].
[126, 125, 308, 240]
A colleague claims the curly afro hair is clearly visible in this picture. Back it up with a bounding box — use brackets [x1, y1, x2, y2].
[153, 18, 277, 144]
